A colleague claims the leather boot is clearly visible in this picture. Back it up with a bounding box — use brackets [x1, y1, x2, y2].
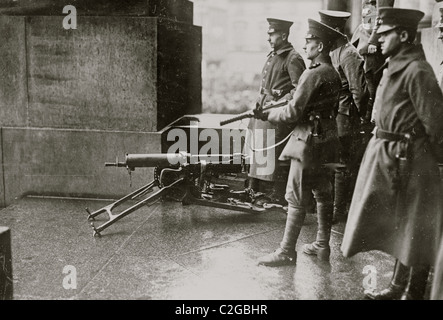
[257, 248, 297, 267]
[302, 200, 333, 261]
[258, 207, 305, 267]
[364, 260, 409, 300]
[248, 178, 260, 192]
[401, 266, 430, 300]
[332, 168, 349, 224]
[254, 181, 287, 207]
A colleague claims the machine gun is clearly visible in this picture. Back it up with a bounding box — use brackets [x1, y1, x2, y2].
[86, 152, 281, 237]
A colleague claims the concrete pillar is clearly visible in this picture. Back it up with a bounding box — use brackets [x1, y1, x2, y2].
[420, 1, 443, 74]
[325, 0, 349, 11]
[0, 0, 194, 22]
[349, 0, 363, 35]
[324, 0, 359, 36]
[0, 227, 13, 300]
[0, 0, 202, 205]
[0, 0, 201, 132]
[396, 0, 435, 28]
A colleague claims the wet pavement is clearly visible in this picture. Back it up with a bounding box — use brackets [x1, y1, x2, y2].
[0, 195, 399, 300]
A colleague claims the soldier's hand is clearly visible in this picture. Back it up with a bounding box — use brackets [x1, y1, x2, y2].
[282, 93, 293, 102]
[360, 116, 374, 134]
[253, 109, 268, 121]
[368, 44, 378, 54]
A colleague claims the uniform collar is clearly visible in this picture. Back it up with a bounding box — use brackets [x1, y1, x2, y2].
[387, 44, 426, 75]
[268, 42, 293, 57]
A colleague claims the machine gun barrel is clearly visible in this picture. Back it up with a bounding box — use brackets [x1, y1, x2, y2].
[105, 153, 187, 170]
[105, 152, 246, 171]
[219, 100, 289, 126]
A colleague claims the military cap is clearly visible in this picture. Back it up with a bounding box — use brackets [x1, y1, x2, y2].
[267, 18, 293, 34]
[318, 10, 351, 32]
[378, 0, 395, 8]
[305, 18, 343, 43]
[376, 8, 424, 34]
[437, 8, 443, 28]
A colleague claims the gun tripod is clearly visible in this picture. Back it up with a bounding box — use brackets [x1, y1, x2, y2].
[86, 156, 284, 237]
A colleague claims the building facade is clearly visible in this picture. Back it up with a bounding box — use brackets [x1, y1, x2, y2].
[193, 0, 438, 114]
[193, 0, 323, 113]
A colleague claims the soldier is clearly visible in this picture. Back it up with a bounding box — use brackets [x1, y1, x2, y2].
[367, 0, 396, 122]
[350, 0, 388, 124]
[431, 6, 443, 301]
[255, 18, 342, 266]
[318, 10, 370, 224]
[341, 8, 443, 300]
[245, 18, 306, 207]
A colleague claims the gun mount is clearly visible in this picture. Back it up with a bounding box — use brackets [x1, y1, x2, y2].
[86, 152, 284, 237]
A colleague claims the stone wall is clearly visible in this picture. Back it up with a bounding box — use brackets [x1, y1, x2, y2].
[421, 1, 443, 78]
[0, 0, 201, 206]
[0, 0, 194, 22]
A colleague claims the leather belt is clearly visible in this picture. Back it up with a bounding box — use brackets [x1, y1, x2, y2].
[375, 127, 411, 141]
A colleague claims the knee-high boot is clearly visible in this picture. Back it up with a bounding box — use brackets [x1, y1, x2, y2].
[248, 177, 260, 192]
[257, 207, 306, 267]
[401, 266, 430, 300]
[333, 168, 350, 224]
[302, 200, 333, 261]
[365, 259, 410, 300]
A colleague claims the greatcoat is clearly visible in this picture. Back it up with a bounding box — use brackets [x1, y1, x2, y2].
[341, 44, 443, 267]
[432, 237, 443, 300]
[432, 58, 443, 301]
[246, 42, 306, 182]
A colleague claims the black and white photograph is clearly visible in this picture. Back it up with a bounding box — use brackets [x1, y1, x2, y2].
[0, 0, 442, 307]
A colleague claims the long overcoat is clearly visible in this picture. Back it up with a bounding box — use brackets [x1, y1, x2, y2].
[246, 42, 306, 182]
[341, 44, 443, 267]
[432, 236, 443, 300]
[431, 56, 443, 301]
